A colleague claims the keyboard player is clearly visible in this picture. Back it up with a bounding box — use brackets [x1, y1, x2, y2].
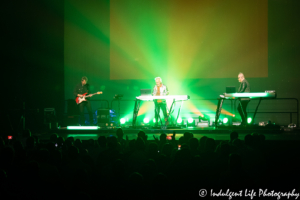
[237, 72, 251, 126]
[152, 77, 169, 126]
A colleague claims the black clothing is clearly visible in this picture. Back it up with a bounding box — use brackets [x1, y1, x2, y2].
[154, 102, 168, 126]
[238, 79, 250, 93]
[238, 79, 250, 124]
[73, 83, 90, 97]
[78, 101, 94, 125]
[238, 79, 250, 100]
[74, 83, 94, 125]
[238, 100, 249, 125]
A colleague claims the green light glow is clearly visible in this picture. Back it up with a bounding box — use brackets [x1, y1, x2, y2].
[120, 118, 126, 124]
[247, 117, 252, 124]
[67, 134, 99, 137]
[188, 118, 194, 123]
[230, 93, 270, 98]
[143, 118, 149, 123]
[223, 118, 228, 123]
[67, 126, 99, 130]
[177, 117, 182, 124]
[153, 118, 156, 123]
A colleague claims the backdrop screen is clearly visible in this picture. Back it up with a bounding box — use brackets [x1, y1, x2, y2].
[110, 0, 268, 80]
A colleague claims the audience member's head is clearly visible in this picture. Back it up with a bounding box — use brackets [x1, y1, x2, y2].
[183, 132, 193, 143]
[159, 133, 167, 143]
[98, 136, 106, 148]
[178, 136, 185, 145]
[138, 131, 147, 141]
[116, 128, 124, 138]
[57, 136, 65, 145]
[244, 134, 254, 147]
[65, 139, 73, 148]
[74, 139, 82, 148]
[205, 138, 216, 152]
[49, 133, 58, 143]
[199, 136, 208, 151]
[67, 136, 75, 143]
[251, 132, 265, 147]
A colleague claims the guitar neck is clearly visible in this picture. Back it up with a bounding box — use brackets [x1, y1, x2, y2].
[87, 92, 100, 97]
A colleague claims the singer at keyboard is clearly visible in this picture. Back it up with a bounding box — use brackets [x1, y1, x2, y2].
[237, 72, 251, 126]
[133, 95, 189, 128]
[152, 77, 169, 126]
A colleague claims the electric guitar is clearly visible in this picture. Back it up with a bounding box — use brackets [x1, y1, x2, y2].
[75, 91, 102, 104]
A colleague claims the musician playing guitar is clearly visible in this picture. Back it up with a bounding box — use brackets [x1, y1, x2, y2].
[73, 76, 101, 126]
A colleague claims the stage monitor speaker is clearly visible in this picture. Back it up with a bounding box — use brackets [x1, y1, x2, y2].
[44, 108, 56, 124]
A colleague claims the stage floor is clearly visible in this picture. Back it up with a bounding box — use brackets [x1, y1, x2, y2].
[35, 126, 300, 142]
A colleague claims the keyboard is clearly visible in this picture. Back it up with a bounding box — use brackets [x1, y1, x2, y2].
[136, 95, 190, 101]
[220, 92, 276, 99]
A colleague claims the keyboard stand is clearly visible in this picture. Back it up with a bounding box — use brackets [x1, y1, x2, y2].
[132, 97, 187, 128]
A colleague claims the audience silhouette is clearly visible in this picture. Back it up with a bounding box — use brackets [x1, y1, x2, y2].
[0, 129, 299, 199]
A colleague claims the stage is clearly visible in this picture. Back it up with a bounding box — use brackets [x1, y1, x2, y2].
[36, 125, 300, 142]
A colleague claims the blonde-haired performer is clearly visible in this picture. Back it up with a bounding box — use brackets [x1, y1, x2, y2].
[152, 77, 169, 126]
